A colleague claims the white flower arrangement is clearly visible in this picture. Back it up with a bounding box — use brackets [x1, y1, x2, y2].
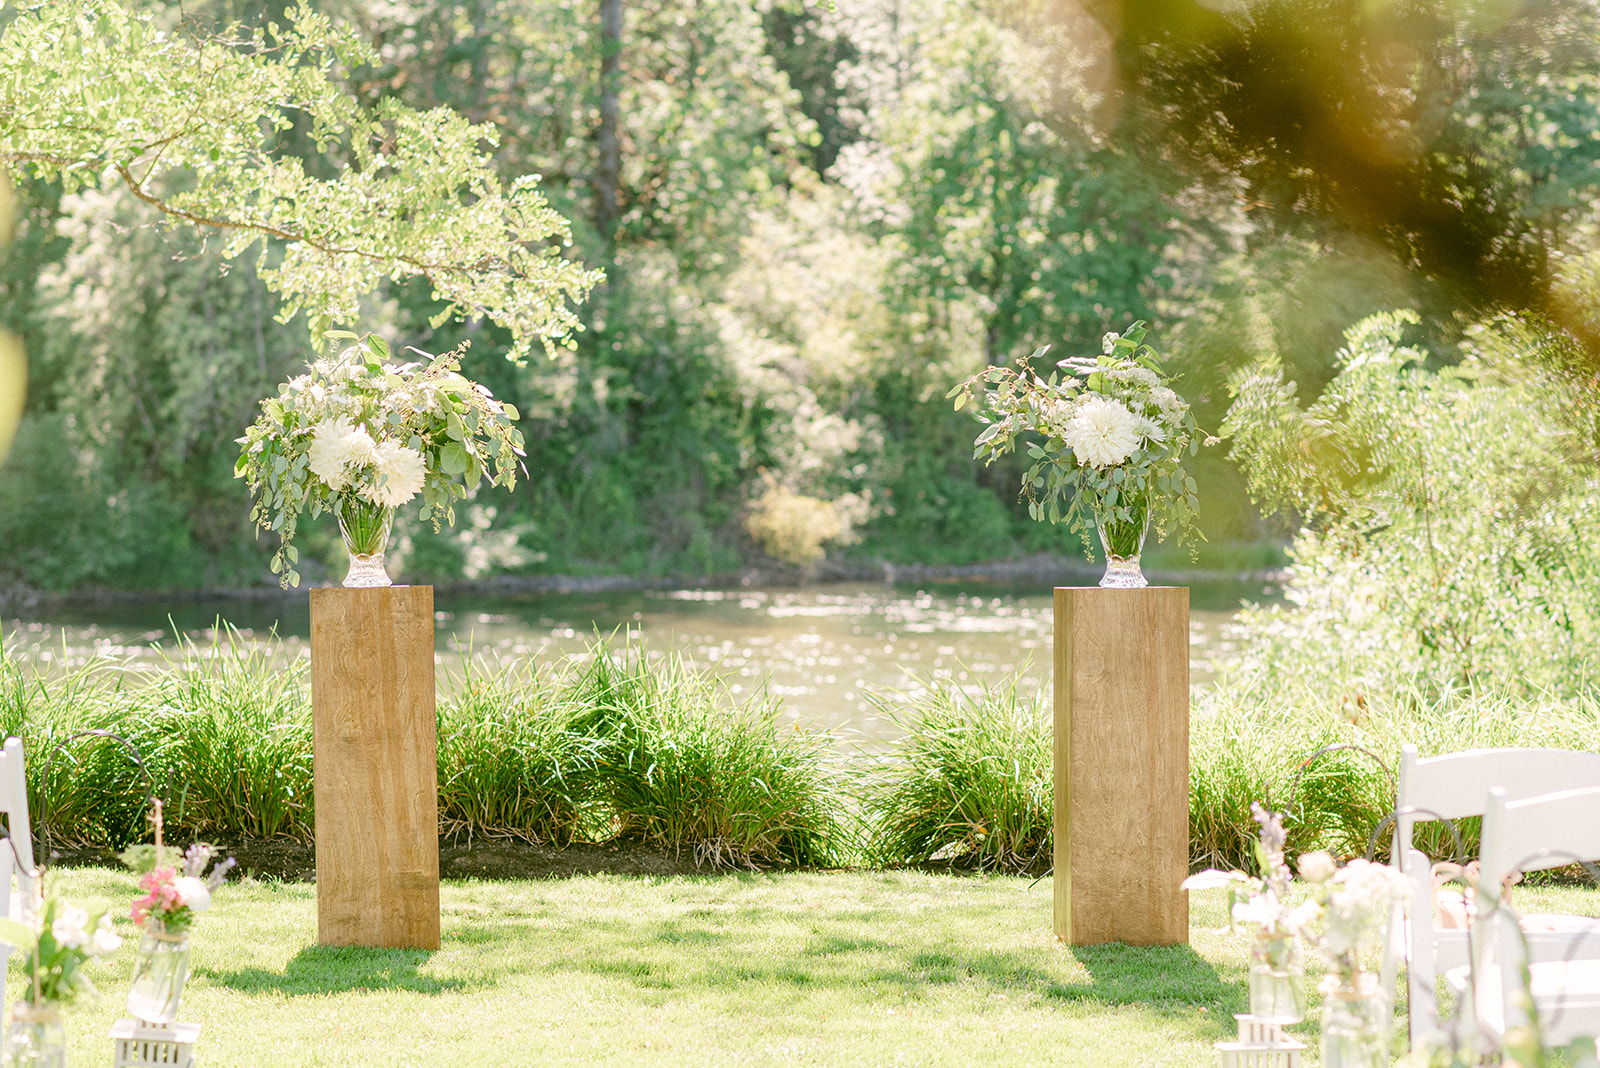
[1297, 851, 1411, 991]
[0, 897, 121, 1006]
[949, 321, 1214, 554]
[236, 330, 525, 586]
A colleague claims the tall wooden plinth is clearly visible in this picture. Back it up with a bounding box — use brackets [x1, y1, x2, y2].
[1054, 586, 1189, 946]
[311, 586, 440, 950]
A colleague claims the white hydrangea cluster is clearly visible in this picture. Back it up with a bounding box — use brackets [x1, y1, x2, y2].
[1304, 856, 1410, 958]
[51, 906, 121, 955]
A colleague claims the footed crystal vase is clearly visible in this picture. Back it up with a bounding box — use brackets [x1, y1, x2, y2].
[126, 923, 191, 1025]
[335, 495, 394, 588]
[1094, 493, 1151, 588]
[3, 1002, 64, 1068]
[1248, 932, 1306, 1023]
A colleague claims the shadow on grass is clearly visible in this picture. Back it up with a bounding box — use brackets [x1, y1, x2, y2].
[1058, 943, 1237, 1009]
[545, 912, 1241, 1043]
[204, 944, 481, 997]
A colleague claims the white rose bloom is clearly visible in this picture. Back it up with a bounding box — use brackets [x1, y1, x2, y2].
[175, 876, 212, 913]
[361, 439, 427, 508]
[52, 906, 89, 949]
[1064, 396, 1140, 468]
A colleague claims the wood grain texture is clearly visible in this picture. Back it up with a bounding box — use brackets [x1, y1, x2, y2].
[1054, 586, 1189, 946]
[311, 586, 440, 949]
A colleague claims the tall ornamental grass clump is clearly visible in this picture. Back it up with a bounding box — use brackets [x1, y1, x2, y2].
[569, 641, 846, 869]
[863, 672, 1052, 874]
[436, 656, 602, 845]
[122, 632, 314, 842]
[1189, 679, 1600, 871]
[12, 628, 315, 848]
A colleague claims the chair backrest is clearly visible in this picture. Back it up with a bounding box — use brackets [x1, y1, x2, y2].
[1474, 785, 1600, 1044]
[1396, 745, 1600, 843]
[1479, 784, 1600, 891]
[1391, 745, 1600, 1046]
[0, 737, 36, 919]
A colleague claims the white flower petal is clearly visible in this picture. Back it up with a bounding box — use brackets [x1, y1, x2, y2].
[1064, 396, 1140, 468]
[360, 439, 427, 509]
[174, 876, 212, 913]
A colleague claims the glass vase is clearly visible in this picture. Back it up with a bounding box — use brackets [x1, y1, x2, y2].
[1248, 933, 1306, 1023]
[1095, 492, 1151, 588]
[3, 1002, 64, 1068]
[126, 924, 192, 1025]
[335, 495, 394, 588]
[1320, 982, 1391, 1068]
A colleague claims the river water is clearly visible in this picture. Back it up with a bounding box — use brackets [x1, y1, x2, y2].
[1, 580, 1275, 747]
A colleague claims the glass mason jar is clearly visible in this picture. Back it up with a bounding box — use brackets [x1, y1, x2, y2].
[335, 495, 395, 588]
[1095, 491, 1151, 588]
[126, 924, 192, 1025]
[1321, 982, 1392, 1068]
[1248, 931, 1306, 1023]
[3, 1001, 64, 1068]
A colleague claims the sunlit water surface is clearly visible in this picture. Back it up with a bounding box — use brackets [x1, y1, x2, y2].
[3, 581, 1273, 748]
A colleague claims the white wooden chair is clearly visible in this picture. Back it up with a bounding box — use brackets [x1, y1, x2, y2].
[1460, 785, 1600, 1050]
[1388, 744, 1600, 1047]
[0, 737, 37, 919]
[0, 735, 37, 1065]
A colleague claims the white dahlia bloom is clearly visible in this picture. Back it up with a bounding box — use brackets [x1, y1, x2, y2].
[362, 439, 427, 508]
[308, 418, 377, 491]
[1064, 396, 1140, 468]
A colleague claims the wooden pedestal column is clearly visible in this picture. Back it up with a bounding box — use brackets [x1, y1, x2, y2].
[1054, 586, 1189, 945]
[311, 586, 440, 950]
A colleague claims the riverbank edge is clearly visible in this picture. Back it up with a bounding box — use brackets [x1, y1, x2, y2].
[0, 551, 1289, 614]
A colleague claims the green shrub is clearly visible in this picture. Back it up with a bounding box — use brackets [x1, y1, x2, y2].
[863, 671, 1052, 873]
[1224, 312, 1600, 704]
[0, 638, 148, 849]
[436, 656, 601, 844]
[569, 639, 846, 869]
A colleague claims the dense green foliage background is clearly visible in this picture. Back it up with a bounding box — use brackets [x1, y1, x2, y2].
[5, 0, 1600, 590]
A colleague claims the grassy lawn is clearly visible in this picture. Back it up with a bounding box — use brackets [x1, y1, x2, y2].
[21, 868, 1600, 1066]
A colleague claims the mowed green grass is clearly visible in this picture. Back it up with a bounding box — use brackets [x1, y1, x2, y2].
[22, 871, 1598, 1066]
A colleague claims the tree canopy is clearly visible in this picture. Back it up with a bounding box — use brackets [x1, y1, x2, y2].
[0, 0, 599, 360]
